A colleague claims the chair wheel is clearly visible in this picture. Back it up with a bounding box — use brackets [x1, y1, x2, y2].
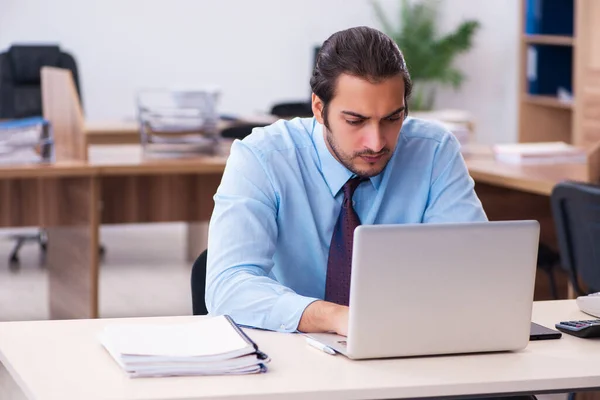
[9, 256, 19, 271]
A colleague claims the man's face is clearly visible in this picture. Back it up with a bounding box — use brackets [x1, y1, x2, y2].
[312, 73, 406, 178]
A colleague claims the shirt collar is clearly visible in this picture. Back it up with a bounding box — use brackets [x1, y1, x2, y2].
[312, 119, 383, 197]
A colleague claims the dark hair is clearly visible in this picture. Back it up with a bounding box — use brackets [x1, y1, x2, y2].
[310, 26, 412, 128]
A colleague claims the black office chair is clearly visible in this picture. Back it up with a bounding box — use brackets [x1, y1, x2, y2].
[0, 44, 82, 119]
[551, 180, 600, 296]
[0, 44, 104, 268]
[220, 123, 268, 140]
[269, 102, 313, 119]
[191, 249, 209, 315]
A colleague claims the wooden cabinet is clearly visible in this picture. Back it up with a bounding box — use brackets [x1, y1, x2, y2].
[518, 0, 600, 148]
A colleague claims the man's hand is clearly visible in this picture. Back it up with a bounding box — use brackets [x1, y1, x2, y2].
[297, 300, 349, 336]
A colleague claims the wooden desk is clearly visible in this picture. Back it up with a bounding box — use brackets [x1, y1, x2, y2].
[0, 144, 589, 318]
[466, 156, 587, 196]
[0, 300, 599, 400]
[0, 145, 227, 320]
[85, 121, 139, 144]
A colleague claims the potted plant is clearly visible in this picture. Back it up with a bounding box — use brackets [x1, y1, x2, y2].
[372, 0, 480, 111]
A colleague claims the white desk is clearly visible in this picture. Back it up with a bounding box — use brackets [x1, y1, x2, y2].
[0, 300, 599, 400]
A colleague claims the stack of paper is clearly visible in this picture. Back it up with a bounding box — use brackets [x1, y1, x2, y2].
[98, 315, 270, 378]
[493, 141, 587, 164]
[0, 117, 54, 165]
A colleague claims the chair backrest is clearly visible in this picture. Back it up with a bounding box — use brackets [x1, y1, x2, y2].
[191, 249, 209, 315]
[220, 123, 267, 140]
[269, 102, 313, 119]
[0, 45, 82, 119]
[551, 180, 600, 295]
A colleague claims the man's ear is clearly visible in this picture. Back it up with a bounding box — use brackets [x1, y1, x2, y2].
[312, 93, 325, 125]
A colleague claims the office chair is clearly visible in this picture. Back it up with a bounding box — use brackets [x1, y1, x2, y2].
[191, 249, 209, 315]
[220, 123, 269, 140]
[0, 45, 82, 119]
[269, 102, 313, 119]
[551, 180, 600, 296]
[0, 44, 96, 268]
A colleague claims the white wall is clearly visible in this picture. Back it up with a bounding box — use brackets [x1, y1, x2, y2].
[435, 0, 520, 144]
[0, 0, 519, 144]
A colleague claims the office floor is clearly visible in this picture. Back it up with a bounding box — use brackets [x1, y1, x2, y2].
[0, 223, 193, 322]
[0, 223, 568, 400]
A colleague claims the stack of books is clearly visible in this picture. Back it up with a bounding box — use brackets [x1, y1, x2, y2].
[493, 141, 587, 164]
[98, 315, 270, 378]
[0, 117, 53, 165]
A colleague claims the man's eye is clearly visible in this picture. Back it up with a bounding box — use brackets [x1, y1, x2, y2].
[386, 115, 402, 122]
[346, 119, 364, 126]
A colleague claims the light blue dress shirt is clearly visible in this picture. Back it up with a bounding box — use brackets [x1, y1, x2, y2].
[206, 117, 487, 332]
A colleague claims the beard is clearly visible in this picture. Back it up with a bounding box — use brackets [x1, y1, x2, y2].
[325, 126, 391, 178]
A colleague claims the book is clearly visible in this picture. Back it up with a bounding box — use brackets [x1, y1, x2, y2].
[98, 315, 270, 378]
[493, 141, 587, 164]
[525, 0, 574, 36]
[526, 44, 573, 96]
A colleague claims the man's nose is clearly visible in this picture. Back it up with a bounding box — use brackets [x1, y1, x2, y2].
[363, 126, 385, 153]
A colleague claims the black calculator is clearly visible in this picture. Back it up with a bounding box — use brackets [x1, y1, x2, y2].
[555, 319, 600, 338]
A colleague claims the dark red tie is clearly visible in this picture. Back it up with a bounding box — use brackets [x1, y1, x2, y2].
[325, 176, 365, 306]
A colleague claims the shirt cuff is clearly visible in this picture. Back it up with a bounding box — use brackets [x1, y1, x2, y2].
[266, 292, 319, 333]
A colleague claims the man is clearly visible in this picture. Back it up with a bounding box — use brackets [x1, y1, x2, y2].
[205, 26, 487, 336]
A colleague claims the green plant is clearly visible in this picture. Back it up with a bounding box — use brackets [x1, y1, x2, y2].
[372, 0, 480, 111]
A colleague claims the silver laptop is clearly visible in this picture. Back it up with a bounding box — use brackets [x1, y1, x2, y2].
[307, 220, 540, 360]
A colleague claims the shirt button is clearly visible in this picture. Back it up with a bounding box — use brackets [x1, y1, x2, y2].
[352, 200, 356, 207]
[280, 324, 286, 330]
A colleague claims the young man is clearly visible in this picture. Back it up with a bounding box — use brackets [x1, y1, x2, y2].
[205, 26, 487, 336]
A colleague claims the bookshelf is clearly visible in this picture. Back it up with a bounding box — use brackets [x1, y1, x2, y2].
[518, 0, 600, 154]
[523, 34, 575, 46]
[522, 94, 573, 109]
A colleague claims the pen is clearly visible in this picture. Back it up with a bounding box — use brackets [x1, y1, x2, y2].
[305, 336, 336, 355]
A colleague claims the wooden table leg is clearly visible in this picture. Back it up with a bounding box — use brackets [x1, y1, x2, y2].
[42, 176, 100, 319]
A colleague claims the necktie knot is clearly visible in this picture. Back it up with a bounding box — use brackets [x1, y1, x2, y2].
[342, 176, 366, 202]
